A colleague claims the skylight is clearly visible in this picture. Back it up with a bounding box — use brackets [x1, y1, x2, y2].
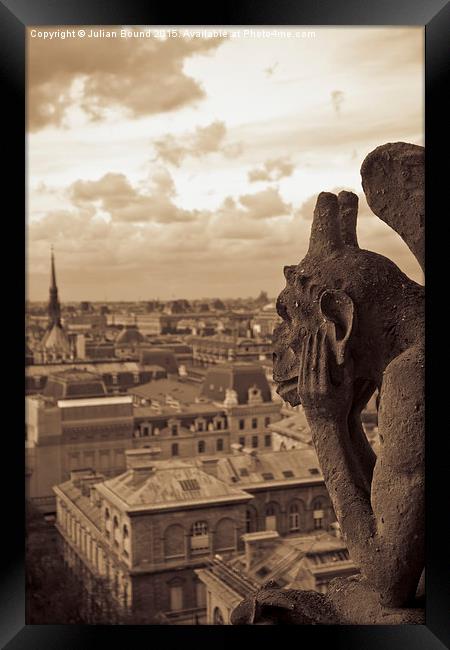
[179, 479, 201, 491]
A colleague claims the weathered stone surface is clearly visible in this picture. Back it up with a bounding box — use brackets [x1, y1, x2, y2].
[232, 142, 425, 625]
[229, 578, 425, 625]
[361, 142, 425, 274]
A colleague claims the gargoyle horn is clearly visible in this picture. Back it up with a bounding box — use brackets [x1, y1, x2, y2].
[308, 192, 343, 256]
[338, 190, 359, 248]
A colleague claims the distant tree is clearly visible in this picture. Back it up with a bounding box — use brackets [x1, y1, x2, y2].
[26, 501, 161, 624]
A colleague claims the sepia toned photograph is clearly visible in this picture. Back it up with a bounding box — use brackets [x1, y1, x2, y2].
[25, 24, 425, 627]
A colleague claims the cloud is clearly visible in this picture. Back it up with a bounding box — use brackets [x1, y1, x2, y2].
[239, 187, 292, 219]
[27, 32, 224, 131]
[208, 187, 292, 241]
[248, 157, 294, 182]
[331, 90, 345, 115]
[154, 120, 241, 166]
[69, 169, 199, 223]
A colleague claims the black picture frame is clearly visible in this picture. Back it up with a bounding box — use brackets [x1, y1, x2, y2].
[2, 0, 448, 648]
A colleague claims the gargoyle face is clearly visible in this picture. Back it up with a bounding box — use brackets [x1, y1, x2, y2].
[272, 191, 359, 406]
[273, 264, 323, 406]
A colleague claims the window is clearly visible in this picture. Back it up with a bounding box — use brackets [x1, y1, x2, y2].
[216, 438, 224, 452]
[239, 437, 245, 447]
[289, 504, 300, 531]
[216, 421, 222, 430]
[198, 440, 205, 454]
[264, 434, 271, 447]
[190, 521, 209, 551]
[169, 584, 183, 611]
[240, 468, 249, 477]
[179, 479, 200, 491]
[251, 436, 259, 448]
[251, 418, 258, 429]
[192, 521, 208, 536]
[314, 516, 323, 530]
[171, 443, 179, 456]
[245, 509, 256, 533]
[164, 524, 185, 559]
[309, 468, 320, 475]
[265, 505, 277, 531]
[238, 419, 245, 430]
[197, 422, 204, 432]
[171, 424, 178, 436]
[262, 472, 274, 480]
[264, 416, 271, 427]
[123, 524, 129, 538]
[283, 470, 294, 478]
[142, 425, 150, 437]
[313, 506, 324, 529]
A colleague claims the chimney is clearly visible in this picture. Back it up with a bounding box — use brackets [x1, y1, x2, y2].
[125, 447, 161, 472]
[200, 458, 219, 478]
[70, 469, 104, 495]
[242, 531, 280, 571]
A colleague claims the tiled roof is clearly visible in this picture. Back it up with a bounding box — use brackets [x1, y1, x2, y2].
[43, 368, 107, 400]
[115, 326, 146, 345]
[56, 481, 103, 530]
[199, 449, 323, 487]
[98, 462, 251, 511]
[200, 363, 272, 405]
[129, 378, 200, 404]
[269, 411, 312, 444]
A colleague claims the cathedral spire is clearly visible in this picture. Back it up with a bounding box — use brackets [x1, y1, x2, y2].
[48, 246, 61, 327]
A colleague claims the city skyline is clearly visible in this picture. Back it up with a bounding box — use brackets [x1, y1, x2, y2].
[27, 26, 424, 301]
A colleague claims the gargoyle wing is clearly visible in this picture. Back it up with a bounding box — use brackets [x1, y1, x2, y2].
[361, 142, 425, 276]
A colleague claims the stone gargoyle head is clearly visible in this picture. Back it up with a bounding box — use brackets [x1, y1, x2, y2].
[272, 142, 424, 409]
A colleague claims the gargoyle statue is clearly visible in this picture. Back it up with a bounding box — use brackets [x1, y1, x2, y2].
[231, 142, 424, 625]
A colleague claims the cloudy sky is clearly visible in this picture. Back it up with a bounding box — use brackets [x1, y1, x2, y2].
[27, 26, 424, 301]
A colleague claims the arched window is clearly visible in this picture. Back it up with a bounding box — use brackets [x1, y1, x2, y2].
[190, 521, 209, 551]
[312, 497, 326, 530]
[216, 438, 224, 452]
[104, 508, 111, 537]
[123, 524, 129, 538]
[214, 518, 235, 551]
[113, 516, 120, 546]
[288, 504, 300, 531]
[198, 440, 205, 454]
[213, 607, 225, 625]
[265, 504, 278, 531]
[164, 524, 185, 559]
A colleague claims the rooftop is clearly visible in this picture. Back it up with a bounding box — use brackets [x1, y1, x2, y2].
[43, 368, 107, 400]
[129, 377, 200, 405]
[97, 461, 252, 512]
[200, 363, 272, 405]
[196, 448, 323, 488]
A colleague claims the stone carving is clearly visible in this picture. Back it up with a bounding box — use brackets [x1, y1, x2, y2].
[231, 142, 424, 625]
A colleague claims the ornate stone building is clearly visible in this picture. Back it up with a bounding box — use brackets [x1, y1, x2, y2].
[53, 447, 335, 623]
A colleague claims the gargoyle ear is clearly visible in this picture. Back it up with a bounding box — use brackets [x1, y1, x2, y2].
[319, 289, 354, 365]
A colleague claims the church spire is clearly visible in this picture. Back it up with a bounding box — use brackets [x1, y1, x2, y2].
[48, 246, 61, 327]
